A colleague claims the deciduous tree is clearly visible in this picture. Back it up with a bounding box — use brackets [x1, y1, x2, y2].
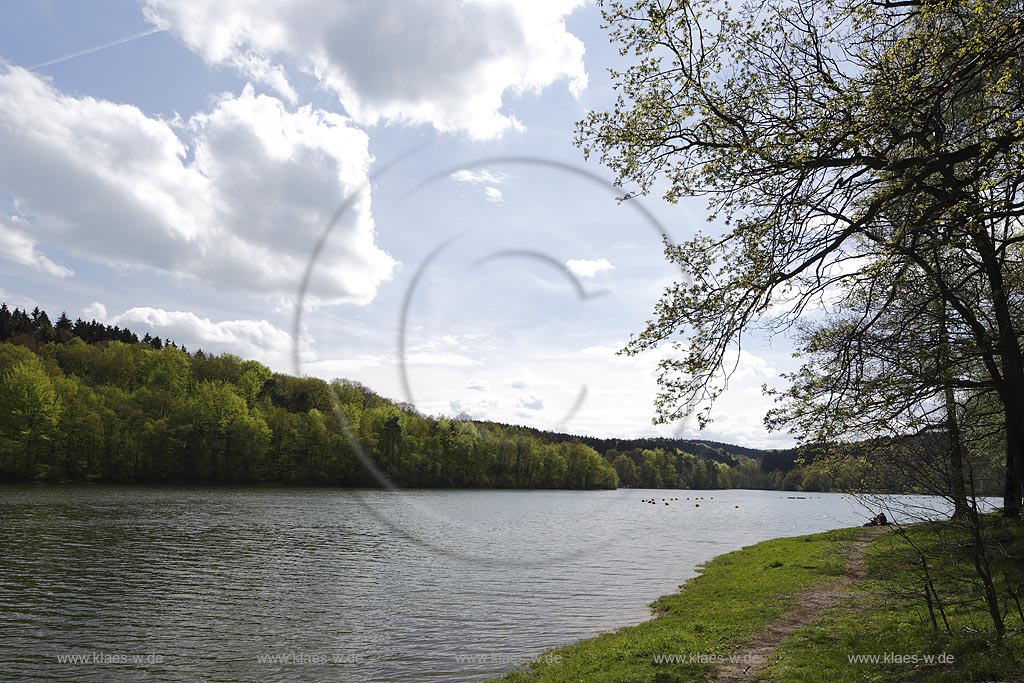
[578, 0, 1024, 513]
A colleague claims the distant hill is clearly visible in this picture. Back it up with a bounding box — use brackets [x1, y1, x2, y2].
[469, 422, 811, 472]
[0, 302, 831, 491]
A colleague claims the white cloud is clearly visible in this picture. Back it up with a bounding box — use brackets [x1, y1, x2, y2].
[721, 348, 778, 383]
[517, 394, 545, 410]
[0, 289, 38, 311]
[402, 333, 499, 366]
[143, 0, 588, 139]
[565, 258, 614, 278]
[404, 351, 483, 367]
[464, 378, 489, 392]
[0, 66, 395, 305]
[763, 282, 848, 318]
[451, 168, 509, 203]
[304, 356, 386, 375]
[0, 215, 72, 278]
[82, 302, 108, 321]
[436, 333, 498, 350]
[108, 306, 301, 368]
[449, 397, 497, 420]
[450, 169, 512, 185]
[297, 335, 495, 388]
[317, 330, 795, 447]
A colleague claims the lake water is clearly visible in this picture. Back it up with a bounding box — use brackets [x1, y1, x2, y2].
[0, 486, 966, 682]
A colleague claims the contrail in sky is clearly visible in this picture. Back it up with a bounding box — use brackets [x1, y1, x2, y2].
[30, 27, 166, 70]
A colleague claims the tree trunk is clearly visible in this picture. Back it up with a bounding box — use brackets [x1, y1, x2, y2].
[995, 319, 1024, 517]
[969, 505, 1006, 636]
[944, 384, 970, 518]
[971, 228, 1024, 516]
[937, 298, 969, 517]
[1005, 408, 1023, 518]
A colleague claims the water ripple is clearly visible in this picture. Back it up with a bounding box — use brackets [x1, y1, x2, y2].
[0, 486, 959, 681]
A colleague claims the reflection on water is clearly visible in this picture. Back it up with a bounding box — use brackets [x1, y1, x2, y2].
[0, 486, 972, 682]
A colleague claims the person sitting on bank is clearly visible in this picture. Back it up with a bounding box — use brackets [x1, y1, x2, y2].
[864, 512, 889, 526]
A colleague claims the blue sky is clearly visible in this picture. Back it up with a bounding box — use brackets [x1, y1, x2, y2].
[0, 0, 795, 447]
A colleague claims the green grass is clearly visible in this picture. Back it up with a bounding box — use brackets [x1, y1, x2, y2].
[490, 528, 862, 683]
[757, 519, 1024, 683]
[491, 519, 1024, 683]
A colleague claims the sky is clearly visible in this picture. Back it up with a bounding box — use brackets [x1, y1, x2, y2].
[0, 0, 797, 448]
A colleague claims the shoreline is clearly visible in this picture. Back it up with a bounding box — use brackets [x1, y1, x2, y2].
[487, 526, 864, 682]
[0, 479, 831, 494]
[489, 523, 1023, 683]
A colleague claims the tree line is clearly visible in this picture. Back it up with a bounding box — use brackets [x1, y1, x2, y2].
[576, 0, 1022, 639]
[471, 423, 785, 467]
[0, 302, 865, 491]
[580, 0, 1024, 514]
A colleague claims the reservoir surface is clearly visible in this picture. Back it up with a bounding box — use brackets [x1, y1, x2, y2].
[0, 486, 958, 681]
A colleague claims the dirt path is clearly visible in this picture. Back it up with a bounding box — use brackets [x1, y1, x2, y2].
[704, 528, 884, 683]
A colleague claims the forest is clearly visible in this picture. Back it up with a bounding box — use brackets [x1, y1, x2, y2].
[0, 302, 843, 490]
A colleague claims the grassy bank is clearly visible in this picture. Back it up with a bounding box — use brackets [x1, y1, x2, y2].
[759, 518, 1024, 682]
[492, 528, 859, 682]
[492, 522, 1024, 683]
